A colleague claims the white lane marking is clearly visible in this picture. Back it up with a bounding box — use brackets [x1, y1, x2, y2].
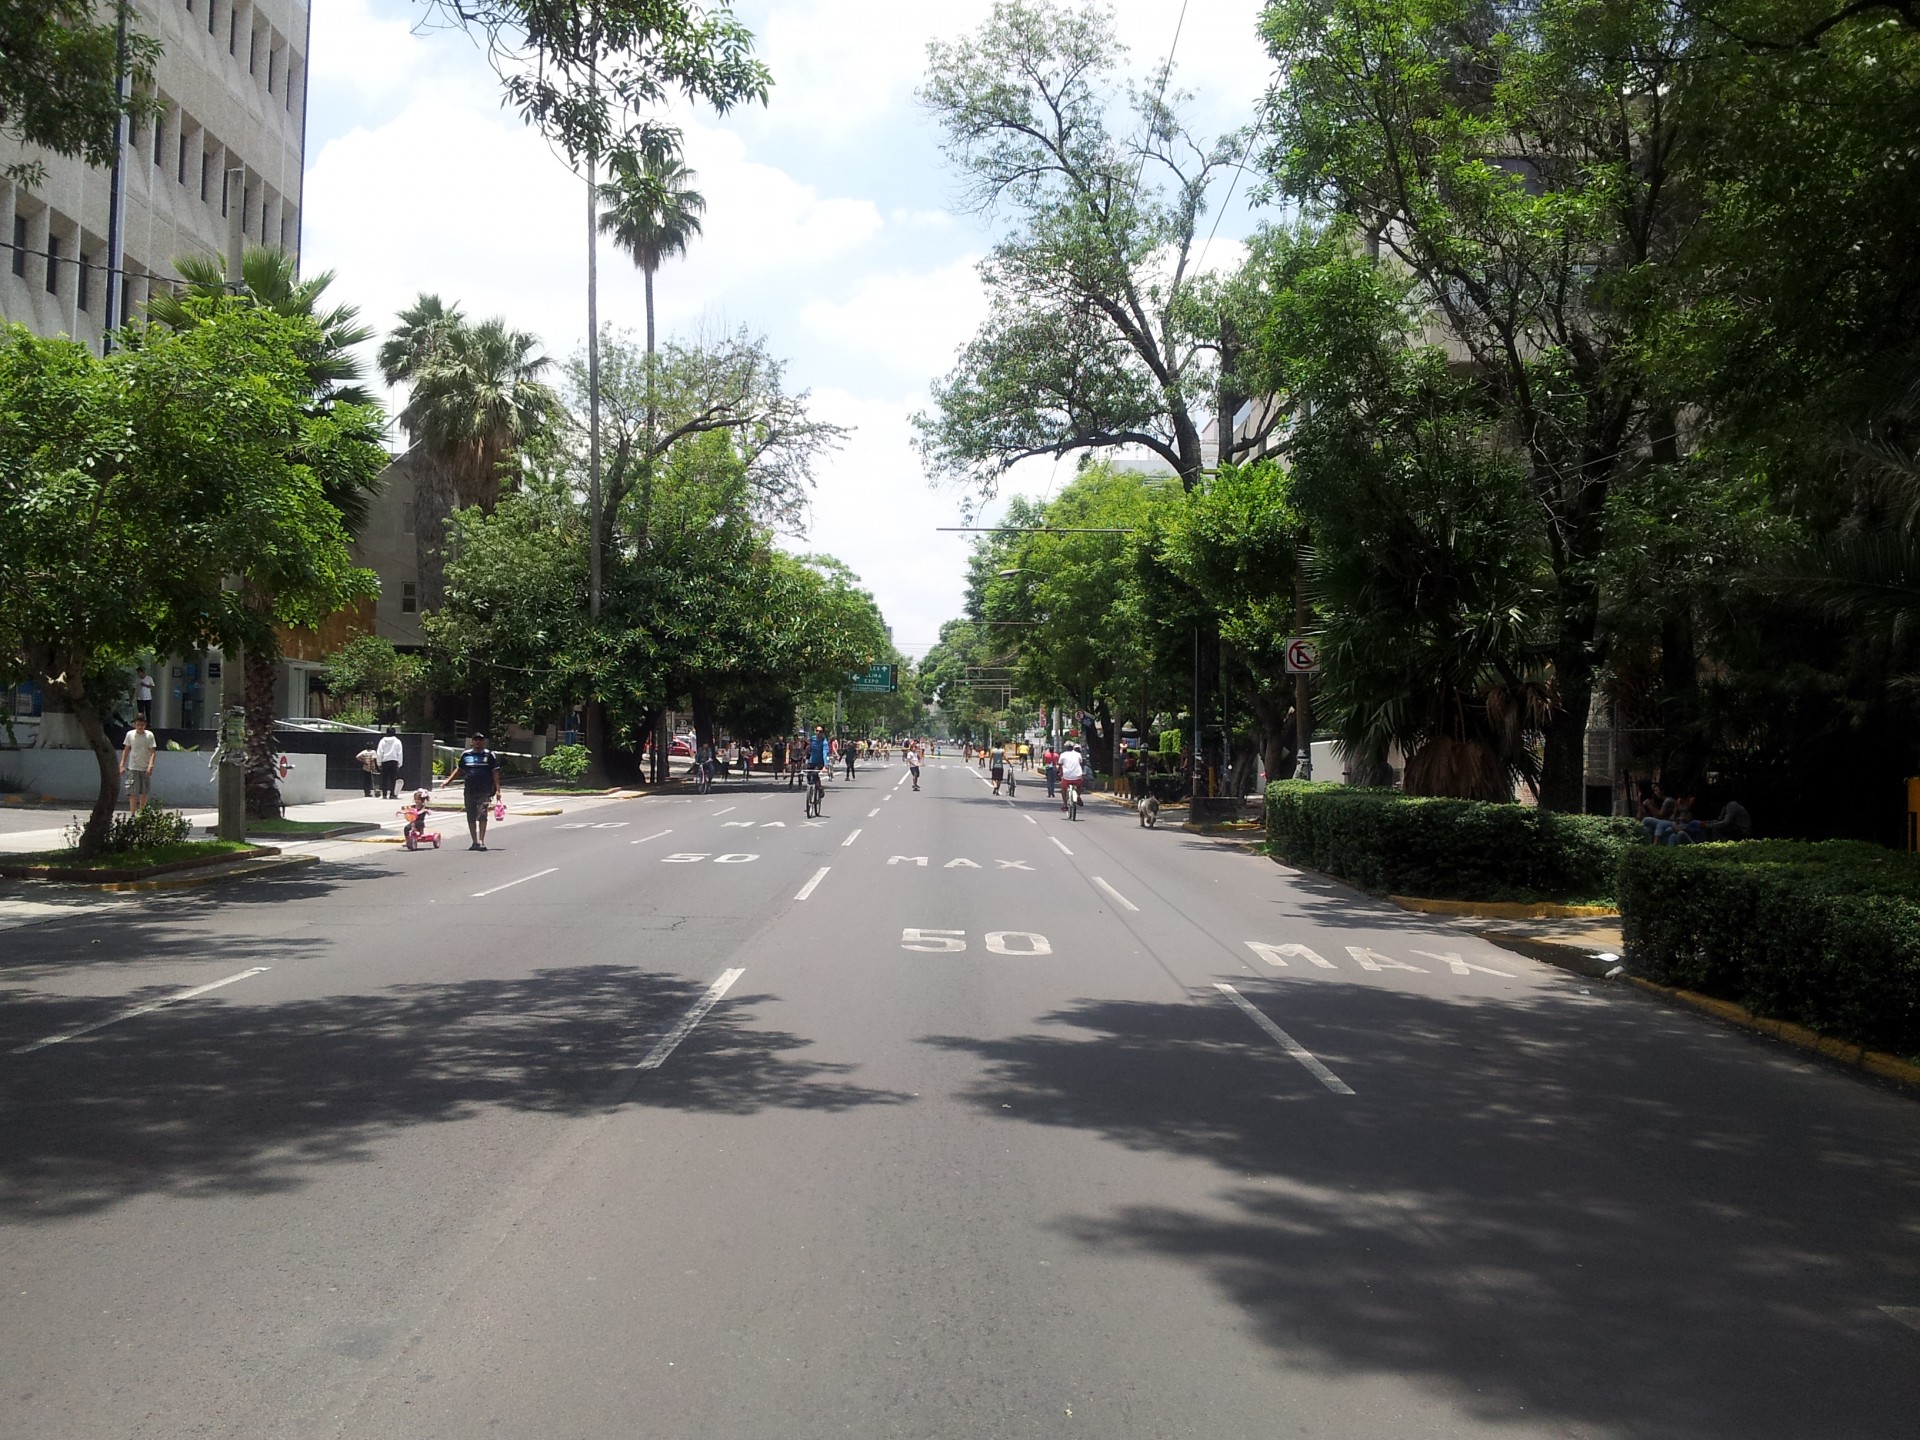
[795, 866, 830, 900]
[713, 807, 736, 816]
[13, 967, 270, 1055]
[637, 968, 744, 1071]
[889, 856, 927, 866]
[1025, 815, 1037, 825]
[713, 854, 759, 864]
[985, 931, 1052, 956]
[629, 830, 673, 845]
[995, 860, 1034, 870]
[841, 829, 862, 847]
[1248, 941, 1337, 970]
[722, 820, 755, 827]
[868, 808, 881, 818]
[1050, 836, 1073, 855]
[945, 858, 981, 868]
[884, 794, 894, 802]
[1414, 949, 1514, 978]
[1092, 876, 1139, 912]
[895, 773, 909, 789]
[1346, 946, 1427, 974]
[1881, 1306, 1920, 1333]
[1215, 984, 1355, 1095]
[474, 867, 559, 898]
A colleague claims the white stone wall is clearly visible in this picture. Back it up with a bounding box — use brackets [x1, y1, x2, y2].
[5, 748, 325, 808]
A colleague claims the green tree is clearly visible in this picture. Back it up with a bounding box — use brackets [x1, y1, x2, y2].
[142, 246, 388, 817]
[0, 315, 374, 855]
[1260, 0, 1692, 809]
[915, 0, 1260, 499]
[382, 302, 564, 613]
[0, 1, 160, 187]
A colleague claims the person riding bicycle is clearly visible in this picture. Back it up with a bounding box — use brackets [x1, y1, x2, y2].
[1058, 743, 1085, 814]
[807, 726, 830, 784]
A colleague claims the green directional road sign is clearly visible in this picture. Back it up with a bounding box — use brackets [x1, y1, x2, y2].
[849, 663, 898, 694]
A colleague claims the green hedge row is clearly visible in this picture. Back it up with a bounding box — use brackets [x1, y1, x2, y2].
[1264, 781, 1639, 902]
[1620, 840, 1920, 1054]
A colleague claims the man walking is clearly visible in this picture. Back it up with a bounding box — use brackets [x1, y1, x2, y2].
[120, 713, 158, 815]
[376, 727, 403, 799]
[134, 666, 154, 723]
[844, 738, 857, 781]
[355, 743, 379, 797]
[439, 731, 502, 851]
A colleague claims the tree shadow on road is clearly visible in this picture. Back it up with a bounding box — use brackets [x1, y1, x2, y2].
[2, 966, 909, 1222]
[922, 981, 1920, 1440]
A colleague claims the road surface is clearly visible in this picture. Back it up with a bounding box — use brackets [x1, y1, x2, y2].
[3, 757, 1918, 1438]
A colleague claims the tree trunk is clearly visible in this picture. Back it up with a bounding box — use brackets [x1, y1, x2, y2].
[74, 692, 120, 858]
[582, 698, 612, 787]
[1539, 656, 1594, 812]
[1251, 692, 1296, 789]
[691, 686, 716, 753]
[243, 645, 282, 820]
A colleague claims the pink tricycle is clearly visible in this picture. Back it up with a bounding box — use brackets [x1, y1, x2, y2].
[399, 803, 441, 851]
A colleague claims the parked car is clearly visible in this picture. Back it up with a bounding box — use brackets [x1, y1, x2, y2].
[670, 735, 694, 758]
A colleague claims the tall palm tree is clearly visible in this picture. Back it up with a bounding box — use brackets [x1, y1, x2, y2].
[377, 292, 465, 393]
[597, 146, 706, 364]
[397, 317, 559, 515]
[596, 144, 704, 780]
[145, 245, 382, 816]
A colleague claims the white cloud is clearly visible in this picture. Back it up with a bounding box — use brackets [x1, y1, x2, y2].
[799, 256, 986, 378]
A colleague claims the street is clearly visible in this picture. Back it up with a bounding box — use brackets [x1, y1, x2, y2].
[3, 759, 1918, 1440]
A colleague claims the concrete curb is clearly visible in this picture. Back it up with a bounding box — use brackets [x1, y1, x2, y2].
[1392, 895, 1619, 920]
[86, 851, 321, 893]
[0, 843, 280, 883]
[1623, 977, 1920, 1090]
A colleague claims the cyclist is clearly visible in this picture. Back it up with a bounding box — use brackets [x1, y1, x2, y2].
[1058, 743, 1085, 815]
[805, 725, 830, 813]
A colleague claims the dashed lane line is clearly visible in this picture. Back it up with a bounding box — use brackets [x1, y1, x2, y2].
[629, 830, 673, 845]
[637, 969, 744, 1071]
[795, 866, 831, 900]
[1215, 984, 1355, 1095]
[1050, 836, 1073, 856]
[842, 829, 863, 847]
[868, 808, 881, 817]
[474, 867, 559, 898]
[13, 967, 270, 1055]
[1093, 876, 1140, 912]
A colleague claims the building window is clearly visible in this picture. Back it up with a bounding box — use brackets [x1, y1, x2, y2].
[78, 254, 91, 312]
[201, 149, 211, 202]
[153, 112, 165, 166]
[209, 0, 217, 36]
[10, 215, 24, 277]
[230, 9, 239, 55]
[249, 26, 257, 74]
[178, 131, 188, 185]
[401, 583, 418, 615]
[45, 234, 59, 295]
[268, 47, 277, 94]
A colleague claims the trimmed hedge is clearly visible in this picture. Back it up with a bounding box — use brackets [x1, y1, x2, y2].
[1264, 781, 1639, 902]
[1620, 841, 1920, 1054]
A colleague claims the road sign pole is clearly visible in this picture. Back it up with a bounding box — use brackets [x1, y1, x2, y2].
[1295, 580, 1312, 782]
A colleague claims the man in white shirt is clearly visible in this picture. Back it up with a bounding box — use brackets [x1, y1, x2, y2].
[1058, 744, 1085, 813]
[120, 714, 158, 815]
[134, 666, 154, 723]
[376, 727, 404, 799]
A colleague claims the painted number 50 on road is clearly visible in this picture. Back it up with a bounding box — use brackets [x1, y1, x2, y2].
[901, 929, 1053, 956]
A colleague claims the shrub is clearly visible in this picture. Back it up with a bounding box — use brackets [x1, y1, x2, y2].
[539, 743, 591, 783]
[1264, 780, 1639, 902]
[65, 805, 193, 854]
[1619, 841, 1920, 1053]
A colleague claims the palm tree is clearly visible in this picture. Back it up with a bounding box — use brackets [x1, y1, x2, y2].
[145, 246, 382, 816]
[597, 146, 706, 363]
[595, 143, 705, 781]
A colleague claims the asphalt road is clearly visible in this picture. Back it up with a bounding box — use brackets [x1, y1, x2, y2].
[3, 757, 1918, 1439]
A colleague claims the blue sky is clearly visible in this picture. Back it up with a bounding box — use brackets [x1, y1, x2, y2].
[302, 1, 1275, 656]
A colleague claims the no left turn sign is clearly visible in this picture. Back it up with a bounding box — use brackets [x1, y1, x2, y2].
[1285, 637, 1321, 674]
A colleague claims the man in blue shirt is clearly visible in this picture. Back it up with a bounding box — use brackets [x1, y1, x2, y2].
[807, 725, 830, 775]
[439, 731, 502, 851]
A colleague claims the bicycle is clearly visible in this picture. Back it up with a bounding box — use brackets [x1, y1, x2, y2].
[695, 759, 713, 794]
[1065, 779, 1081, 821]
[804, 767, 825, 818]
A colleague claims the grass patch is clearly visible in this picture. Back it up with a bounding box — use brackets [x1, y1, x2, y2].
[4, 839, 257, 871]
[242, 818, 371, 838]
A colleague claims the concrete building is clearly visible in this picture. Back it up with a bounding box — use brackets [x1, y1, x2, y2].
[1, 1, 310, 351]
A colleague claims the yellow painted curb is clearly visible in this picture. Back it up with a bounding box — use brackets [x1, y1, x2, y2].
[1391, 895, 1619, 920]
[1626, 977, 1920, 1089]
[515, 808, 563, 817]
